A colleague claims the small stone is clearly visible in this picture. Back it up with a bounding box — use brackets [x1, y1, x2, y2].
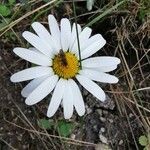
[28, 110, 32, 113]
[103, 110, 108, 115]
[100, 127, 105, 133]
[23, 145, 28, 149]
[129, 113, 134, 118]
[17, 135, 22, 141]
[108, 119, 113, 123]
[70, 134, 75, 139]
[0, 127, 3, 130]
[96, 109, 102, 116]
[86, 105, 92, 114]
[119, 140, 123, 145]
[95, 143, 112, 150]
[93, 125, 98, 131]
[100, 117, 106, 122]
[99, 134, 108, 144]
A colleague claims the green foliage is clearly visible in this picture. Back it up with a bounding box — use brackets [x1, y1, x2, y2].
[139, 135, 148, 146]
[38, 118, 54, 129]
[0, 0, 16, 17]
[37, 118, 75, 137]
[57, 120, 74, 137]
[0, 18, 11, 28]
[0, 5, 11, 17]
[138, 135, 150, 150]
[0, 1, 18, 32]
[8, 0, 16, 5]
[138, 0, 150, 22]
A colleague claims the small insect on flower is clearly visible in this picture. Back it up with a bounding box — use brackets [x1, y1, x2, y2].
[59, 49, 68, 66]
[10, 15, 121, 119]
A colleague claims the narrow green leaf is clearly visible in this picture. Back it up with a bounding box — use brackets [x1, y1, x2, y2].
[85, 0, 126, 27]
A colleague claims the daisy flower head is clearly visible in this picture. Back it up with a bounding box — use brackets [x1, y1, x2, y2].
[10, 15, 120, 119]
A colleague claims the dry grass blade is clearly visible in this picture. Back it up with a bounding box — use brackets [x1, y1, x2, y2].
[0, 0, 62, 37]
[85, 0, 126, 27]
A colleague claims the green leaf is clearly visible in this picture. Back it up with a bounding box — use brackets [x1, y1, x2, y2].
[42, 0, 51, 2]
[57, 120, 74, 137]
[85, 0, 126, 27]
[9, 0, 16, 5]
[147, 133, 150, 141]
[0, 5, 11, 17]
[0, 18, 11, 28]
[139, 135, 148, 146]
[37, 118, 54, 129]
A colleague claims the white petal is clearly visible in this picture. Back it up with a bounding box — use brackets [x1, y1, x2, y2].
[90, 65, 118, 72]
[32, 22, 60, 53]
[63, 79, 74, 119]
[80, 34, 102, 51]
[60, 18, 71, 51]
[81, 35, 106, 59]
[32, 22, 51, 41]
[10, 66, 53, 82]
[69, 79, 85, 116]
[69, 23, 81, 50]
[21, 76, 49, 97]
[48, 15, 61, 47]
[82, 57, 121, 68]
[29, 47, 41, 53]
[47, 79, 66, 117]
[71, 27, 92, 54]
[22, 31, 53, 57]
[25, 75, 58, 105]
[79, 69, 119, 83]
[13, 48, 51, 66]
[76, 75, 106, 101]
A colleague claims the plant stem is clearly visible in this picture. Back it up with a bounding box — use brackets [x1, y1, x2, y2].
[72, 0, 82, 69]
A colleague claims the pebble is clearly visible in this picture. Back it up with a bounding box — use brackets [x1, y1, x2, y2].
[70, 134, 75, 139]
[100, 127, 105, 133]
[100, 117, 106, 122]
[96, 109, 102, 116]
[93, 125, 98, 131]
[28, 110, 32, 113]
[85, 105, 92, 114]
[119, 140, 123, 145]
[108, 119, 113, 123]
[23, 145, 28, 149]
[129, 113, 134, 118]
[103, 110, 108, 115]
[99, 134, 108, 144]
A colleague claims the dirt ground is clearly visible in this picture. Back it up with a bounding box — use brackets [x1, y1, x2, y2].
[0, 1, 150, 150]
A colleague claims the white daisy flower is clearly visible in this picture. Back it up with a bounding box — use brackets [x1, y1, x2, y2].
[10, 15, 120, 119]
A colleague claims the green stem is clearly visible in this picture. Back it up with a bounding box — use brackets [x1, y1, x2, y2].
[72, 0, 82, 69]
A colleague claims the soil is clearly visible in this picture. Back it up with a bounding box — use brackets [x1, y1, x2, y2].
[0, 49, 145, 149]
[0, 1, 150, 150]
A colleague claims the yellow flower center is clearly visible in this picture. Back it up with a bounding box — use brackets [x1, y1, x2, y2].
[52, 51, 80, 79]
